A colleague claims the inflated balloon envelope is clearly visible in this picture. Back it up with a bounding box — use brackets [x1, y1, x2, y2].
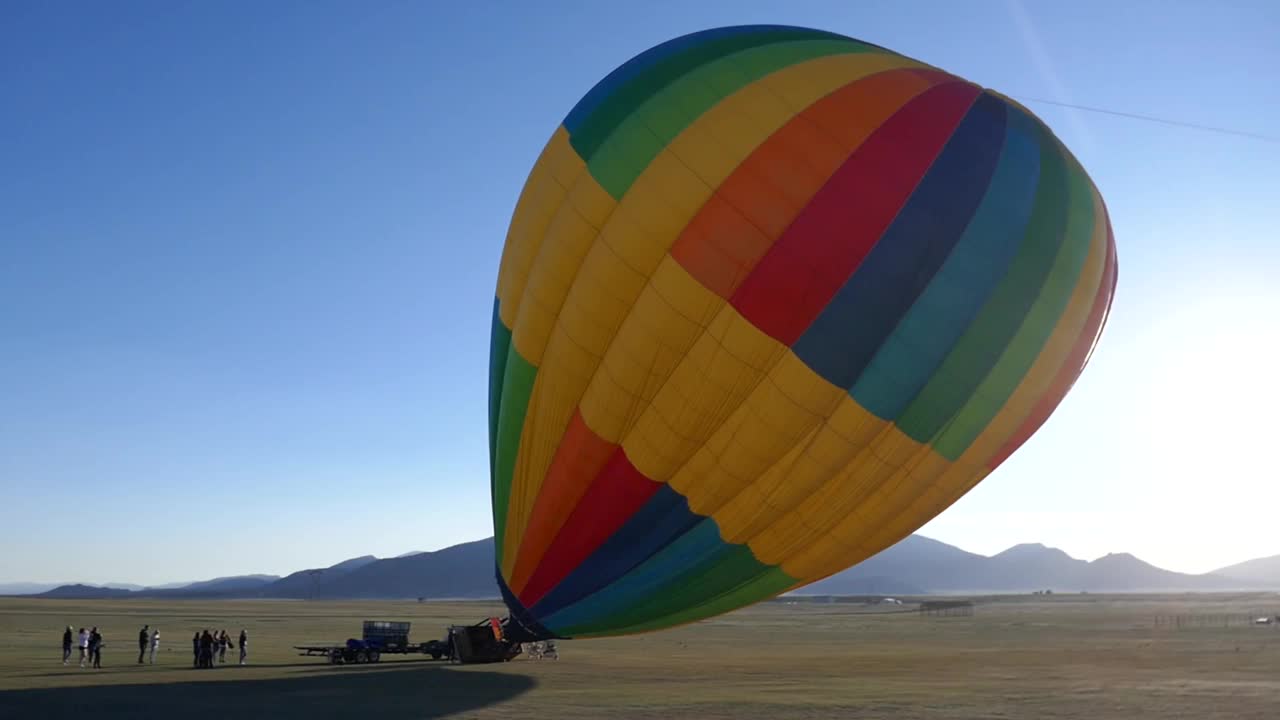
[486, 25, 1117, 643]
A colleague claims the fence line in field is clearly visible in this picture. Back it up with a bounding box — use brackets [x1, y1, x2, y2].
[1152, 613, 1278, 629]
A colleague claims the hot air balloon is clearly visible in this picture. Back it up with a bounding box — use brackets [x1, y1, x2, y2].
[487, 24, 1117, 643]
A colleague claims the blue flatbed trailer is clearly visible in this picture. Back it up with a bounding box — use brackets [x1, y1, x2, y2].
[294, 620, 450, 664]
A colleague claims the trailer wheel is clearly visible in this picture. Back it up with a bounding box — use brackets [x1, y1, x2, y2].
[367, 650, 380, 663]
[328, 650, 343, 665]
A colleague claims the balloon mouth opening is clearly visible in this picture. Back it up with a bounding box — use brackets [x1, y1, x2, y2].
[500, 615, 555, 644]
[495, 566, 565, 642]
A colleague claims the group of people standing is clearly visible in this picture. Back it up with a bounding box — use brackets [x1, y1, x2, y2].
[61, 624, 160, 668]
[61, 624, 246, 668]
[194, 628, 246, 667]
[62, 626, 104, 668]
[138, 624, 161, 663]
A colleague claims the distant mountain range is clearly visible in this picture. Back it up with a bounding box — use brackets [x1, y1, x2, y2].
[801, 536, 1279, 595]
[21, 539, 499, 600]
[13, 536, 1280, 601]
[0, 581, 153, 595]
[1212, 554, 1280, 586]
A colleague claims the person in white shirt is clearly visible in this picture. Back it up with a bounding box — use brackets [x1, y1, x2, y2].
[78, 628, 89, 668]
[149, 629, 160, 664]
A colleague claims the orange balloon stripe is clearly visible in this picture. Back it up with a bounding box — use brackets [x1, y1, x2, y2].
[506, 67, 949, 596]
[508, 410, 618, 594]
[669, 68, 950, 299]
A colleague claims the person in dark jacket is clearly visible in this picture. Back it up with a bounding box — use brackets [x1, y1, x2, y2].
[192, 632, 200, 667]
[238, 629, 248, 665]
[199, 629, 214, 668]
[89, 627, 103, 669]
[62, 626, 73, 665]
[138, 624, 149, 664]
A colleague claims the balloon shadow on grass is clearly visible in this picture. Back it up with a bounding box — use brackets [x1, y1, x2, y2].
[0, 663, 537, 719]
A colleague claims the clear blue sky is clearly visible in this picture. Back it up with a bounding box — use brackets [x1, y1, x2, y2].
[2, 0, 1277, 585]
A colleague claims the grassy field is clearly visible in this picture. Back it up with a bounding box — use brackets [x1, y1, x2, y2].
[1, 594, 1277, 719]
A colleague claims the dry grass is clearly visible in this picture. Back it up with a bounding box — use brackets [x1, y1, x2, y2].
[1, 593, 1277, 718]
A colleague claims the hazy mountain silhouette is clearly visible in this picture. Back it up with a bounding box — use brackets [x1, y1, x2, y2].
[331, 555, 379, 571]
[805, 535, 984, 595]
[34, 584, 135, 599]
[166, 574, 280, 593]
[1213, 554, 1280, 586]
[802, 539, 1257, 594]
[260, 555, 382, 598]
[1, 581, 156, 594]
[803, 575, 928, 596]
[30, 541, 498, 600]
[274, 539, 497, 600]
[23, 535, 1278, 600]
[0, 582, 60, 595]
